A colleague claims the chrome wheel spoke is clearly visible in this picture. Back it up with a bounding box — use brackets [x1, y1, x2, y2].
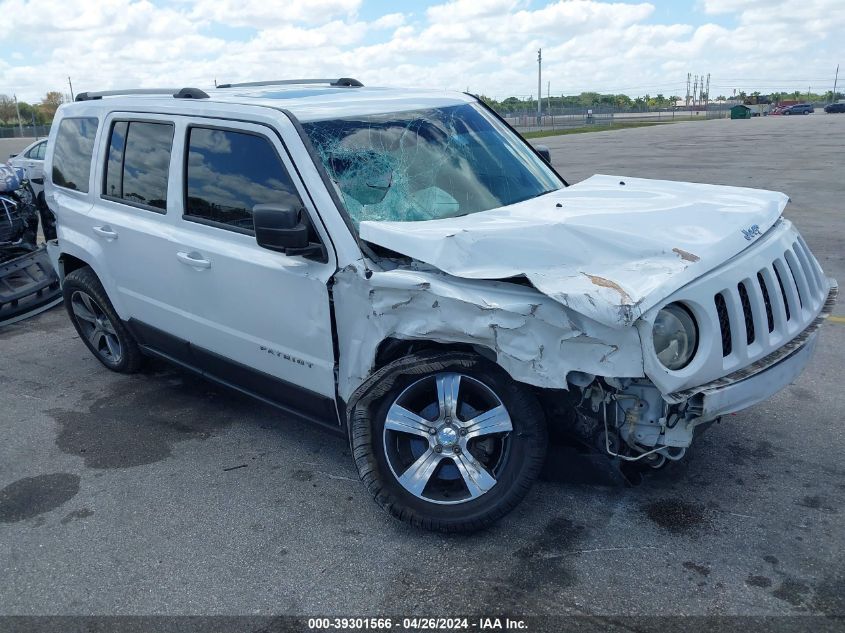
[71, 296, 97, 325]
[104, 334, 120, 359]
[101, 319, 117, 335]
[453, 452, 497, 498]
[463, 405, 512, 439]
[88, 328, 105, 350]
[398, 449, 444, 497]
[436, 373, 461, 420]
[81, 293, 100, 319]
[385, 404, 433, 438]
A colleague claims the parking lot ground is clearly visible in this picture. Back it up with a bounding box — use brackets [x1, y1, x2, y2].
[1, 115, 843, 619]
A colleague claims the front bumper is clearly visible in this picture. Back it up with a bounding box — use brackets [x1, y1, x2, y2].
[695, 330, 818, 420]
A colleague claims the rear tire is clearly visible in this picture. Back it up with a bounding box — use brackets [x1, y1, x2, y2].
[349, 351, 546, 532]
[63, 266, 142, 373]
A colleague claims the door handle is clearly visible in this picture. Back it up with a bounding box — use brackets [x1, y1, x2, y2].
[92, 225, 118, 240]
[176, 250, 211, 269]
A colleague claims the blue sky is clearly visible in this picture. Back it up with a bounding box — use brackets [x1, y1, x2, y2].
[1, 0, 841, 103]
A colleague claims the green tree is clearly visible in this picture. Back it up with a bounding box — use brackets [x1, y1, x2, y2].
[0, 95, 16, 123]
[40, 91, 65, 118]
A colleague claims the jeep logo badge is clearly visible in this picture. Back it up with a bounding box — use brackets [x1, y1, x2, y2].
[742, 224, 762, 241]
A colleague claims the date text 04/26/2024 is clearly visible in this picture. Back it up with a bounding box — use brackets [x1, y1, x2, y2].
[307, 617, 528, 630]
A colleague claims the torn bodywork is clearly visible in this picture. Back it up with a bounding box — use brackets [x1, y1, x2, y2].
[332, 261, 643, 403]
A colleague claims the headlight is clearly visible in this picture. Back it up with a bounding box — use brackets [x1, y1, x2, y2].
[653, 303, 697, 370]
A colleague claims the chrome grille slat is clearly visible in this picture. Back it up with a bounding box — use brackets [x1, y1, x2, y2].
[759, 266, 788, 332]
[757, 271, 775, 333]
[796, 235, 825, 291]
[792, 241, 820, 305]
[737, 281, 756, 346]
[773, 258, 799, 320]
[723, 285, 748, 359]
[744, 275, 771, 348]
[785, 249, 810, 314]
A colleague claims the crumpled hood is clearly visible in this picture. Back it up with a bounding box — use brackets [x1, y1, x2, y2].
[359, 174, 789, 328]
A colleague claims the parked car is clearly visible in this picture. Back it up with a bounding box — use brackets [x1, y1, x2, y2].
[824, 102, 845, 113]
[8, 138, 47, 200]
[44, 80, 837, 532]
[782, 103, 814, 115]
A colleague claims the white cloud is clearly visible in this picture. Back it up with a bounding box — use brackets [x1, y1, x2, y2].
[0, 0, 842, 104]
[371, 13, 406, 29]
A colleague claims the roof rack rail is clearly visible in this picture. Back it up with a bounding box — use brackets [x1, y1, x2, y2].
[215, 78, 363, 89]
[75, 87, 209, 102]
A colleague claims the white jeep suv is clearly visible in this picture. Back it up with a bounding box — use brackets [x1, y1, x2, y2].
[44, 79, 837, 532]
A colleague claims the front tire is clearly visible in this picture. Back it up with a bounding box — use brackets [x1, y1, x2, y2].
[63, 266, 142, 373]
[350, 352, 546, 532]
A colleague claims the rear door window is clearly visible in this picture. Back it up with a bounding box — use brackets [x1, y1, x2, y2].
[52, 117, 99, 192]
[26, 141, 47, 160]
[184, 127, 303, 233]
[103, 120, 174, 212]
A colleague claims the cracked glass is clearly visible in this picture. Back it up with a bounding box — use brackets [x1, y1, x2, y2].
[303, 103, 561, 228]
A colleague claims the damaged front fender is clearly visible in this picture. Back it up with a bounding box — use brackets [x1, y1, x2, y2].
[332, 262, 644, 401]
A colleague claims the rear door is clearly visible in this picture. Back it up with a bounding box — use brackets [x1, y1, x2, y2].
[84, 113, 181, 331]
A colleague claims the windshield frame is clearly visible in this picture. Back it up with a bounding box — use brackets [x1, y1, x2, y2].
[296, 98, 568, 234]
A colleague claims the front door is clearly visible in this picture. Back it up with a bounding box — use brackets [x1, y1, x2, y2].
[161, 118, 339, 422]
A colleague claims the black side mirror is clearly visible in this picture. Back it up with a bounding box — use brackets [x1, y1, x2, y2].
[9, 153, 17, 159]
[253, 204, 325, 260]
[535, 145, 551, 163]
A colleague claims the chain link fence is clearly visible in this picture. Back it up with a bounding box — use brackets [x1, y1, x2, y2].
[492, 104, 731, 133]
[0, 125, 51, 139]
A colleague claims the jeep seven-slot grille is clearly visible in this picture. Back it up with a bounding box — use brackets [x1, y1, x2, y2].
[714, 241, 825, 358]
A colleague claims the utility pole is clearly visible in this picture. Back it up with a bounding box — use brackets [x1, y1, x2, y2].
[68, 76, 74, 101]
[537, 48, 542, 125]
[833, 64, 839, 102]
[13, 95, 24, 137]
[685, 73, 691, 108]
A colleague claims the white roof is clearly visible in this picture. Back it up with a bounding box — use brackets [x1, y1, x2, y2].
[66, 84, 475, 122]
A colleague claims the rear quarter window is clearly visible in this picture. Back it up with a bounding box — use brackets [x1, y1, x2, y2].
[52, 117, 99, 193]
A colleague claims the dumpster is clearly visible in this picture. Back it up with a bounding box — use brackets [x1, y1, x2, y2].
[730, 104, 752, 119]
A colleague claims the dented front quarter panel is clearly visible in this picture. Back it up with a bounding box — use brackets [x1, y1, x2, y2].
[332, 263, 643, 401]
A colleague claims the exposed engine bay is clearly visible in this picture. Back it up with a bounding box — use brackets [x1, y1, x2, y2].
[555, 373, 716, 471]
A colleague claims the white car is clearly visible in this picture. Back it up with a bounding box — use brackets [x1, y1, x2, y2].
[44, 80, 837, 532]
[8, 138, 47, 199]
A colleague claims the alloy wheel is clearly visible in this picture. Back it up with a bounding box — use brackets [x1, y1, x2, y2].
[70, 290, 123, 364]
[383, 372, 513, 504]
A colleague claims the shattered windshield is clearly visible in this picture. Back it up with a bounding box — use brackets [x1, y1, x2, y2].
[302, 103, 561, 227]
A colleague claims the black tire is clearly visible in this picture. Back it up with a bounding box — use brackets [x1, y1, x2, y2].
[63, 266, 142, 373]
[349, 351, 547, 532]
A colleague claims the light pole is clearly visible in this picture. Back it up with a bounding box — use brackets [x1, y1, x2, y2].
[13, 95, 24, 138]
[537, 48, 542, 126]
